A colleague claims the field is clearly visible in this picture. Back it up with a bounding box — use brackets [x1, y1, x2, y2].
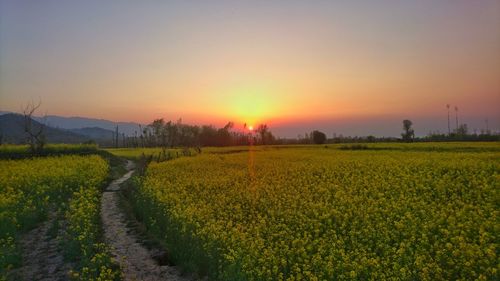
[0, 144, 99, 159]
[105, 147, 193, 160]
[0, 155, 119, 280]
[0, 142, 498, 280]
[129, 143, 499, 280]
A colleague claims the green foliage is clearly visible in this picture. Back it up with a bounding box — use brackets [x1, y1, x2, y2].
[337, 142, 500, 153]
[339, 144, 369, 150]
[133, 146, 498, 280]
[0, 144, 99, 159]
[105, 147, 183, 160]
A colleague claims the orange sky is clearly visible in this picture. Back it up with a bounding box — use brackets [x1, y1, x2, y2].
[1, 1, 499, 136]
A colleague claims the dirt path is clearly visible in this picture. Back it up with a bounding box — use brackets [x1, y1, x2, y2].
[13, 211, 73, 281]
[101, 160, 194, 281]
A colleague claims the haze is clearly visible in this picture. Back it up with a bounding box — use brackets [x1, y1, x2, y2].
[1, 0, 499, 137]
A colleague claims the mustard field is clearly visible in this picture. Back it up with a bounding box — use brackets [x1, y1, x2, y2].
[0, 155, 119, 280]
[133, 145, 499, 280]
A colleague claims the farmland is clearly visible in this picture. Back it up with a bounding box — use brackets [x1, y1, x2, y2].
[0, 142, 498, 280]
[129, 143, 499, 280]
[0, 154, 119, 280]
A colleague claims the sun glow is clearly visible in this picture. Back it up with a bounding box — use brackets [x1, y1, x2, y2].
[218, 82, 282, 126]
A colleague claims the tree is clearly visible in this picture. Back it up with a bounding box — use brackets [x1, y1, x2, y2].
[23, 100, 46, 154]
[257, 124, 269, 145]
[217, 122, 234, 146]
[165, 121, 178, 147]
[456, 123, 468, 136]
[312, 130, 327, 144]
[149, 118, 166, 147]
[114, 125, 119, 148]
[446, 104, 451, 135]
[256, 124, 275, 145]
[401, 119, 415, 142]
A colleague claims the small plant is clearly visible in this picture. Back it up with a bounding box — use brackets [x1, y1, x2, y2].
[339, 144, 369, 150]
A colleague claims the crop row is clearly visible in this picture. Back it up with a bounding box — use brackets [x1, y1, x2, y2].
[133, 148, 498, 280]
[0, 155, 119, 280]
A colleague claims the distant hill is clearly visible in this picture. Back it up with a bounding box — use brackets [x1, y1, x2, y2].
[0, 110, 143, 136]
[36, 115, 142, 136]
[67, 127, 115, 145]
[0, 113, 90, 144]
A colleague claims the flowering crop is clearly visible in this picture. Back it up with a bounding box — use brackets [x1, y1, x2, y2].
[0, 144, 99, 159]
[105, 147, 185, 160]
[135, 146, 499, 280]
[0, 155, 118, 280]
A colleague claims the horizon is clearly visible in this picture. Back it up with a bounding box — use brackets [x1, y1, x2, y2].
[0, 109, 496, 139]
[1, 1, 499, 138]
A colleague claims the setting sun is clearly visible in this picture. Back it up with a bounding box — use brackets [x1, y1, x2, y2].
[218, 82, 283, 126]
[0, 1, 498, 280]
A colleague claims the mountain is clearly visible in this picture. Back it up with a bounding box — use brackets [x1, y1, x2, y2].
[0, 113, 90, 144]
[35, 115, 143, 136]
[66, 127, 115, 145]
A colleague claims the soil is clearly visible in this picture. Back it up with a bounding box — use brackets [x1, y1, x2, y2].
[11, 211, 73, 281]
[101, 160, 197, 281]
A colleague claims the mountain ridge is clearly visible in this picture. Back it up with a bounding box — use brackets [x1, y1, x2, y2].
[0, 113, 91, 144]
[0, 111, 143, 136]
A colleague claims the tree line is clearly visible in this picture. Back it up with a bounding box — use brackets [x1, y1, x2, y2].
[13, 100, 499, 152]
[113, 117, 498, 148]
[118, 119, 276, 148]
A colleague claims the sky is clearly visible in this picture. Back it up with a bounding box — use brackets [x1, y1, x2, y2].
[1, 0, 499, 137]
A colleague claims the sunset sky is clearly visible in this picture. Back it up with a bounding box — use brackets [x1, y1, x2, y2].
[1, 1, 499, 137]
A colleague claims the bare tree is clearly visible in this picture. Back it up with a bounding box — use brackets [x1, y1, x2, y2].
[22, 100, 46, 154]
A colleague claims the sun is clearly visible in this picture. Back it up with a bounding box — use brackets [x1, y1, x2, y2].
[248, 125, 254, 131]
[219, 82, 281, 126]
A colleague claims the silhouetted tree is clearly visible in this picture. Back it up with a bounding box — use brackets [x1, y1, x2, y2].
[366, 135, 376, 143]
[256, 124, 275, 145]
[257, 124, 269, 144]
[23, 100, 46, 154]
[456, 123, 468, 136]
[312, 130, 327, 144]
[165, 121, 178, 147]
[149, 118, 166, 146]
[446, 104, 451, 135]
[401, 119, 415, 142]
[114, 125, 119, 148]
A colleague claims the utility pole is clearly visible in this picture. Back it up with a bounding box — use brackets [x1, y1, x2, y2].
[446, 104, 451, 135]
[485, 118, 489, 134]
[454, 106, 459, 132]
[115, 126, 119, 148]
